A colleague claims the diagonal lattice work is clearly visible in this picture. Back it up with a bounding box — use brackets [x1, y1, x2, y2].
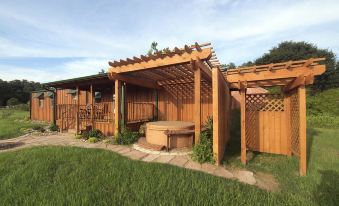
[246, 94, 284, 112]
[245, 93, 285, 150]
[290, 89, 300, 156]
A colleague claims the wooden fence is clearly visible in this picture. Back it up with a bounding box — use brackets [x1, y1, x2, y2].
[212, 68, 231, 164]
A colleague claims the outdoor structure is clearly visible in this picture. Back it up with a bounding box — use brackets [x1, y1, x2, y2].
[223, 58, 326, 175]
[30, 42, 326, 175]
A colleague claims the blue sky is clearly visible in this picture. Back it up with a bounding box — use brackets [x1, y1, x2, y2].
[0, 0, 339, 83]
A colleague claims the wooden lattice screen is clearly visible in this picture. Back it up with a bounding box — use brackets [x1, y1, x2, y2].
[244, 93, 288, 155]
[290, 89, 300, 156]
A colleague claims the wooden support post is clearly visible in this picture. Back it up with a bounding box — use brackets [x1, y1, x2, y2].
[121, 83, 125, 128]
[240, 89, 247, 164]
[154, 89, 158, 121]
[284, 93, 292, 156]
[212, 68, 219, 164]
[114, 80, 121, 135]
[90, 84, 94, 130]
[299, 85, 307, 176]
[193, 60, 201, 144]
[76, 86, 80, 135]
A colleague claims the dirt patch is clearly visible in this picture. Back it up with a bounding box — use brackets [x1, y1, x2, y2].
[0, 142, 25, 150]
[254, 171, 280, 192]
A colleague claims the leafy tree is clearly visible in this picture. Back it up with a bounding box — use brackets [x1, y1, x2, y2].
[222, 62, 236, 71]
[252, 41, 338, 91]
[6, 97, 19, 106]
[147, 42, 159, 55]
[98, 69, 106, 74]
[0, 79, 42, 106]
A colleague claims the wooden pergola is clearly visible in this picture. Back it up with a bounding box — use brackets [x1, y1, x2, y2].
[223, 58, 326, 175]
[109, 43, 217, 140]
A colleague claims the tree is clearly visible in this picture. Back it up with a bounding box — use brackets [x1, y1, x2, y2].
[252, 41, 338, 91]
[7, 97, 19, 106]
[98, 69, 105, 74]
[147, 42, 159, 55]
[222, 62, 237, 71]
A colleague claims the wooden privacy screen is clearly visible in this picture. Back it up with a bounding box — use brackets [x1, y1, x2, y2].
[31, 92, 53, 123]
[245, 93, 289, 155]
[212, 68, 231, 164]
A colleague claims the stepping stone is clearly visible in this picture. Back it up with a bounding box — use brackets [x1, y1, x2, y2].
[233, 170, 256, 185]
[184, 161, 201, 171]
[169, 156, 189, 167]
[214, 167, 234, 179]
[142, 154, 160, 162]
[201, 163, 218, 174]
[153, 155, 174, 163]
[117, 147, 132, 155]
[124, 150, 148, 160]
[110, 145, 125, 152]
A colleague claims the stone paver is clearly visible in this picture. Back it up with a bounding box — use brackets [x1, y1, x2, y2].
[233, 170, 256, 185]
[153, 155, 174, 163]
[201, 163, 218, 174]
[0, 133, 275, 190]
[142, 154, 160, 162]
[169, 156, 189, 167]
[184, 161, 201, 171]
[214, 167, 234, 179]
[124, 150, 148, 160]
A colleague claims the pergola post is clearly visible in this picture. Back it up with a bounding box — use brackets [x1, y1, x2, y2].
[193, 60, 201, 144]
[76, 86, 80, 135]
[240, 88, 247, 164]
[90, 84, 94, 130]
[299, 85, 307, 176]
[284, 92, 292, 156]
[114, 80, 121, 135]
[121, 82, 125, 128]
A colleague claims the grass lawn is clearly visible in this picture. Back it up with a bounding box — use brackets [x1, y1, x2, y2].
[0, 109, 46, 140]
[0, 126, 338, 206]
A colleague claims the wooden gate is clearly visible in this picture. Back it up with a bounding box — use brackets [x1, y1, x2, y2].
[245, 93, 289, 155]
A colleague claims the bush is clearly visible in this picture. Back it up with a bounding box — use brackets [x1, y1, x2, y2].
[80, 129, 104, 140]
[6, 98, 20, 106]
[114, 127, 139, 145]
[88, 137, 99, 143]
[139, 123, 147, 136]
[32, 124, 45, 133]
[75, 134, 83, 139]
[307, 115, 339, 128]
[191, 117, 215, 164]
[49, 123, 58, 132]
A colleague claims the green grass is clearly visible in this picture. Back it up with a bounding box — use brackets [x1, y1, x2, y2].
[224, 109, 339, 206]
[0, 109, 45, 140]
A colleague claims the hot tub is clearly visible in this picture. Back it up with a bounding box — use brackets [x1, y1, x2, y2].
[146, 121, 194, 149]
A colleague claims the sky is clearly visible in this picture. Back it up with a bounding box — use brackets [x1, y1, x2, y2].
[0, 0, 339, 83]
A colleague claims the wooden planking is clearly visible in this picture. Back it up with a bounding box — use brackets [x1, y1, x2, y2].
[299, 85, 307, 176]
[212, 68, 231, 164]
[194, 61, 201, 143]
[31, 91, 53, 123]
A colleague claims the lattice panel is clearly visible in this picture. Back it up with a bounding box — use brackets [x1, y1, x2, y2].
[245, 110, 258, 149]
[246, 94, 284, 112]
[290, 89, 300, 156]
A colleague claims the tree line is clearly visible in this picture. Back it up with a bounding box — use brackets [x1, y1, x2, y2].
[0, 79, 42, 106]
[223, 41, 339, 91]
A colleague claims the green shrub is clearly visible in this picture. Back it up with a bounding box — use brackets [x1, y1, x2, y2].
[80, 129, 104, 140]
[32, 124, 45, 133]
[114, 127, 139, 145]
[88, 137, 99, 143]
[6, 97, 20, 106]
[75, 134, 83, 139]
[191, 117, 215, 164]
[88, 129, 103, 138]
[49, 123, 58, 132]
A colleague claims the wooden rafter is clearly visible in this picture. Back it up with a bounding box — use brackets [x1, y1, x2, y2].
[109, 72, 161, 89]
[225, 59, 326, 89]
